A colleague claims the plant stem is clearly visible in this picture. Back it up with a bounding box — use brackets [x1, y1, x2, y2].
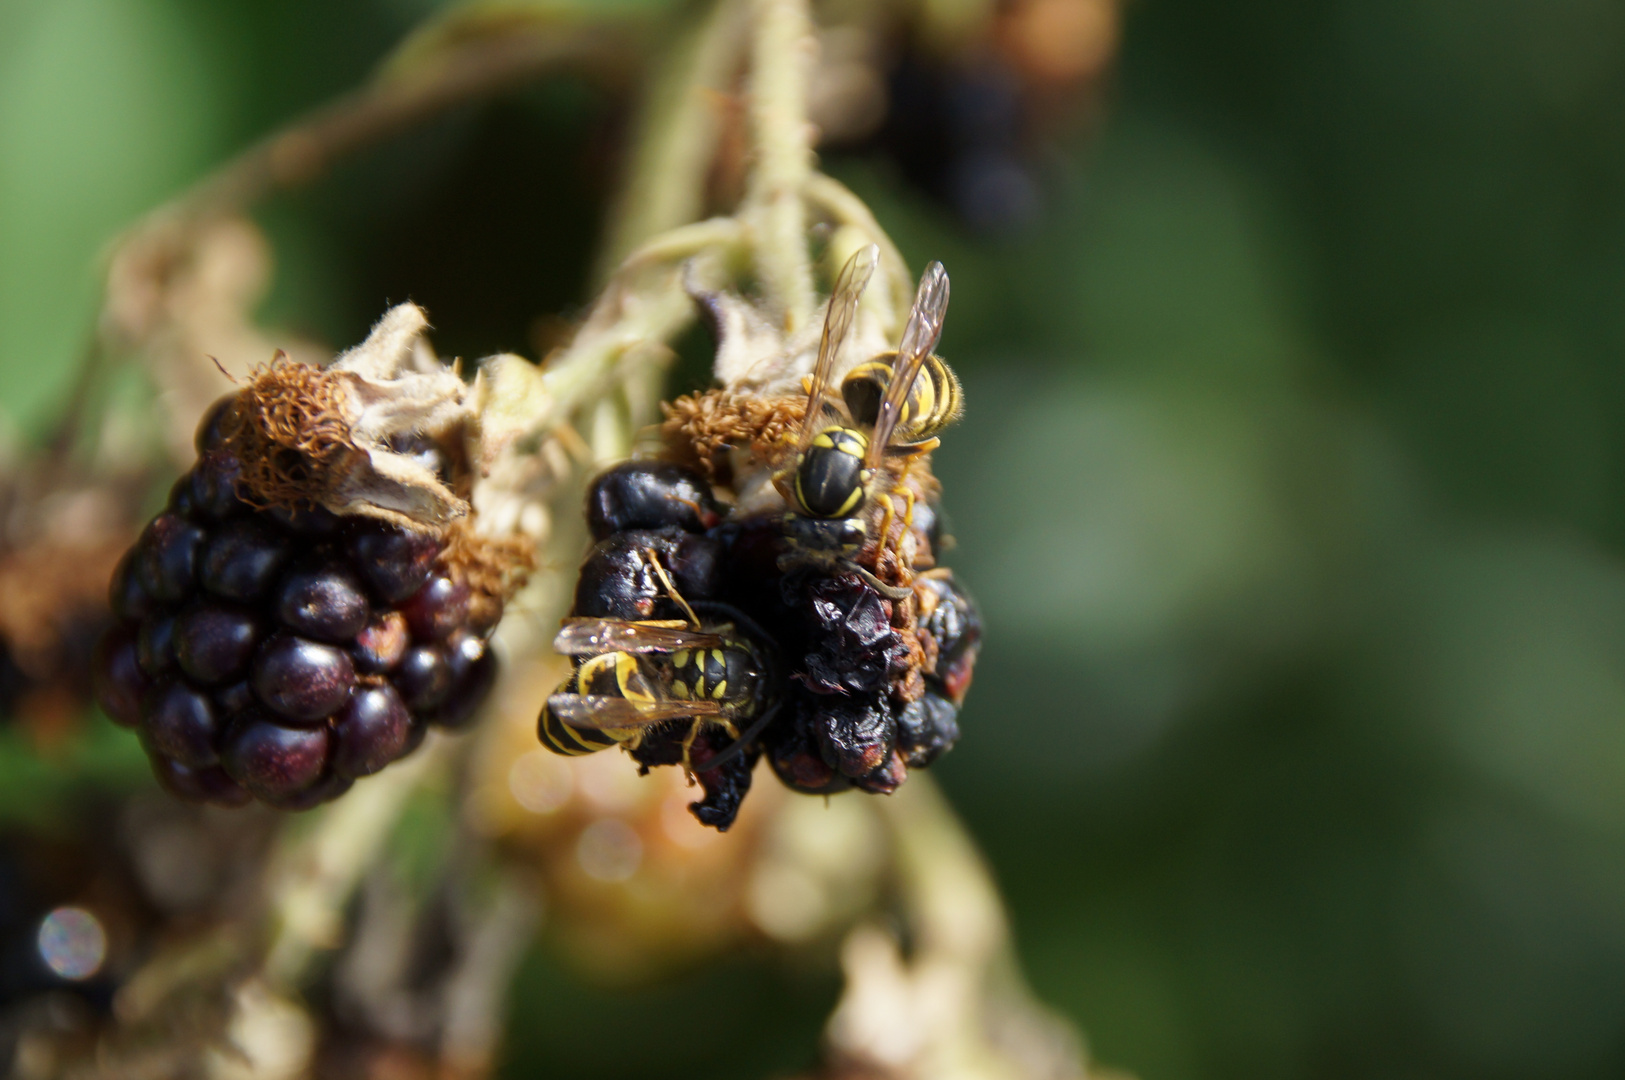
[263, 736, 450, 988]
[803, 172, 916, 332]
[744, 0, 818, 329]
[116, 16, 627, 241]
[825, 776, 1087, 1080]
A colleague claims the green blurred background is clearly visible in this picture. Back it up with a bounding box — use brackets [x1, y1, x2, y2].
[8, 1, 1625, 1079]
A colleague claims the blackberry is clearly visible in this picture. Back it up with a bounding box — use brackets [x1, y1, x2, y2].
[550, 459, 981, 828]
[585, 460, 724, 540]
[93, 398, 509, 810]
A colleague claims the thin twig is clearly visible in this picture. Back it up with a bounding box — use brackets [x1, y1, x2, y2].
[122, 20, 629, 239]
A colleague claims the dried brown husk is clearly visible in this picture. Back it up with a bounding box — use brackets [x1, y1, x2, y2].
[436, 518, 537, 632]
[217, 304, 476, 532]
[659, 388, 804, 480]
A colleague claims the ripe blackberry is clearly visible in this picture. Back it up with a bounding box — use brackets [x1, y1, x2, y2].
[94, 397, 510, 810]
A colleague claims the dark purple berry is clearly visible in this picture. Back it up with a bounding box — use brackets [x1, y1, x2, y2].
[275, 563, 369, 642]
[896, 691, 959, 768]
[252, 634, 355, 723]
[429, 632, 497, 729]
[107, 396, 509, 813]
[394, 644, 451, 710]
[137, 615, 177, 677]
[214, 680, 255, 714]
[190, 450, 244, 521]
[93, 623, 147, 728]
[152, 756, 250, 807]
[352, 612, 408, 673]
[400, 717, 428, 758]
[813, 695, 894, 779]
[109, 550, 157, 621]
[442, 630, 485, 682]
[349, 524, 438, 603]
[135, 513, 204, 601]
[401, 573, 469, 642]
[573, 529, 721, 620]
[262, 772, 353, 812]
[174, 603, 261, 684]
[266, 502, 341, 536]
[332, 684, 412, 778]
[200, 518, 290, 600]
[168, 471, 199, 518]
[141, 682, 222, 768]
[195, 395, 235, 453]
[220, 718, 330, 801]
[586, 461, 722, 540]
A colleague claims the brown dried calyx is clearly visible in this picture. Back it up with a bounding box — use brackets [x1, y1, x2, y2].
[660, 389, 804, 479]
[218, 304, 475, 531]
[436, 518, 536, 631]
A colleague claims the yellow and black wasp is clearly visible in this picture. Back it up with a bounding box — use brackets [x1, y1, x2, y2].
[538, 605, 779, 770]
[775, 245, 961, 593]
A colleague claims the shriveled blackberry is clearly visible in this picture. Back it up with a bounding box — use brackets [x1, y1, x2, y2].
[549, 459, 981, 828]
[93, 398, 510, 811]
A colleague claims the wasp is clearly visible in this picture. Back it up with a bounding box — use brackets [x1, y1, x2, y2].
[538, 606, 779, 772]
[775, 245, 960, 594]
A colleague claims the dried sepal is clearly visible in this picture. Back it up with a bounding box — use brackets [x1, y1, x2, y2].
[219, 303, 475, 530]
[470, 352, 551, 476]
[659, 388, 805, 479]
[437, 518, 537, 632]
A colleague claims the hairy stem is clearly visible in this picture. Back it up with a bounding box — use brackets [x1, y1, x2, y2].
[744, 0, 818, 329]
[804, 172, 916, 333]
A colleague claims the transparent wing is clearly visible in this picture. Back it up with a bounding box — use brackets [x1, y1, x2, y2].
[546, 693, 724, 731]
[798, 244, 880, 454]
[554, 618, 724, 657]
[866, 261, 949, 471]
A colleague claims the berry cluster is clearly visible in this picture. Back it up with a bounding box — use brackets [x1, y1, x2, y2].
[716, 504, 977, 799]
[93, 400, 500, 810]
[567, 463, 762, 828]
[554, 461, 979, 830]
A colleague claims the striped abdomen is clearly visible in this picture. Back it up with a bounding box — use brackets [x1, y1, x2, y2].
[840, 351, 963, 443]
[537, 652, 648, 756]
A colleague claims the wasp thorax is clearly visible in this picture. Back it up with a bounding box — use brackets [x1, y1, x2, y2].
[794, 426, 870, 518]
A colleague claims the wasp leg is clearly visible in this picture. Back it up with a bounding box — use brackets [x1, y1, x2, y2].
[839, 560, 914, 600]
[876, 492, 897, 559]
[891, 484, 917, 537]
[645, 547, 702, 629]
[874, 484, 917, 563]
[679, 717, 702, 776]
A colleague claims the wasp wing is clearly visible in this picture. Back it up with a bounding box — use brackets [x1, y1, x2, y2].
[554, 618, 725, 656]
[797, 244, 879, 455]
[546, 693, 725, 731]
[866, 261, 949, 471]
